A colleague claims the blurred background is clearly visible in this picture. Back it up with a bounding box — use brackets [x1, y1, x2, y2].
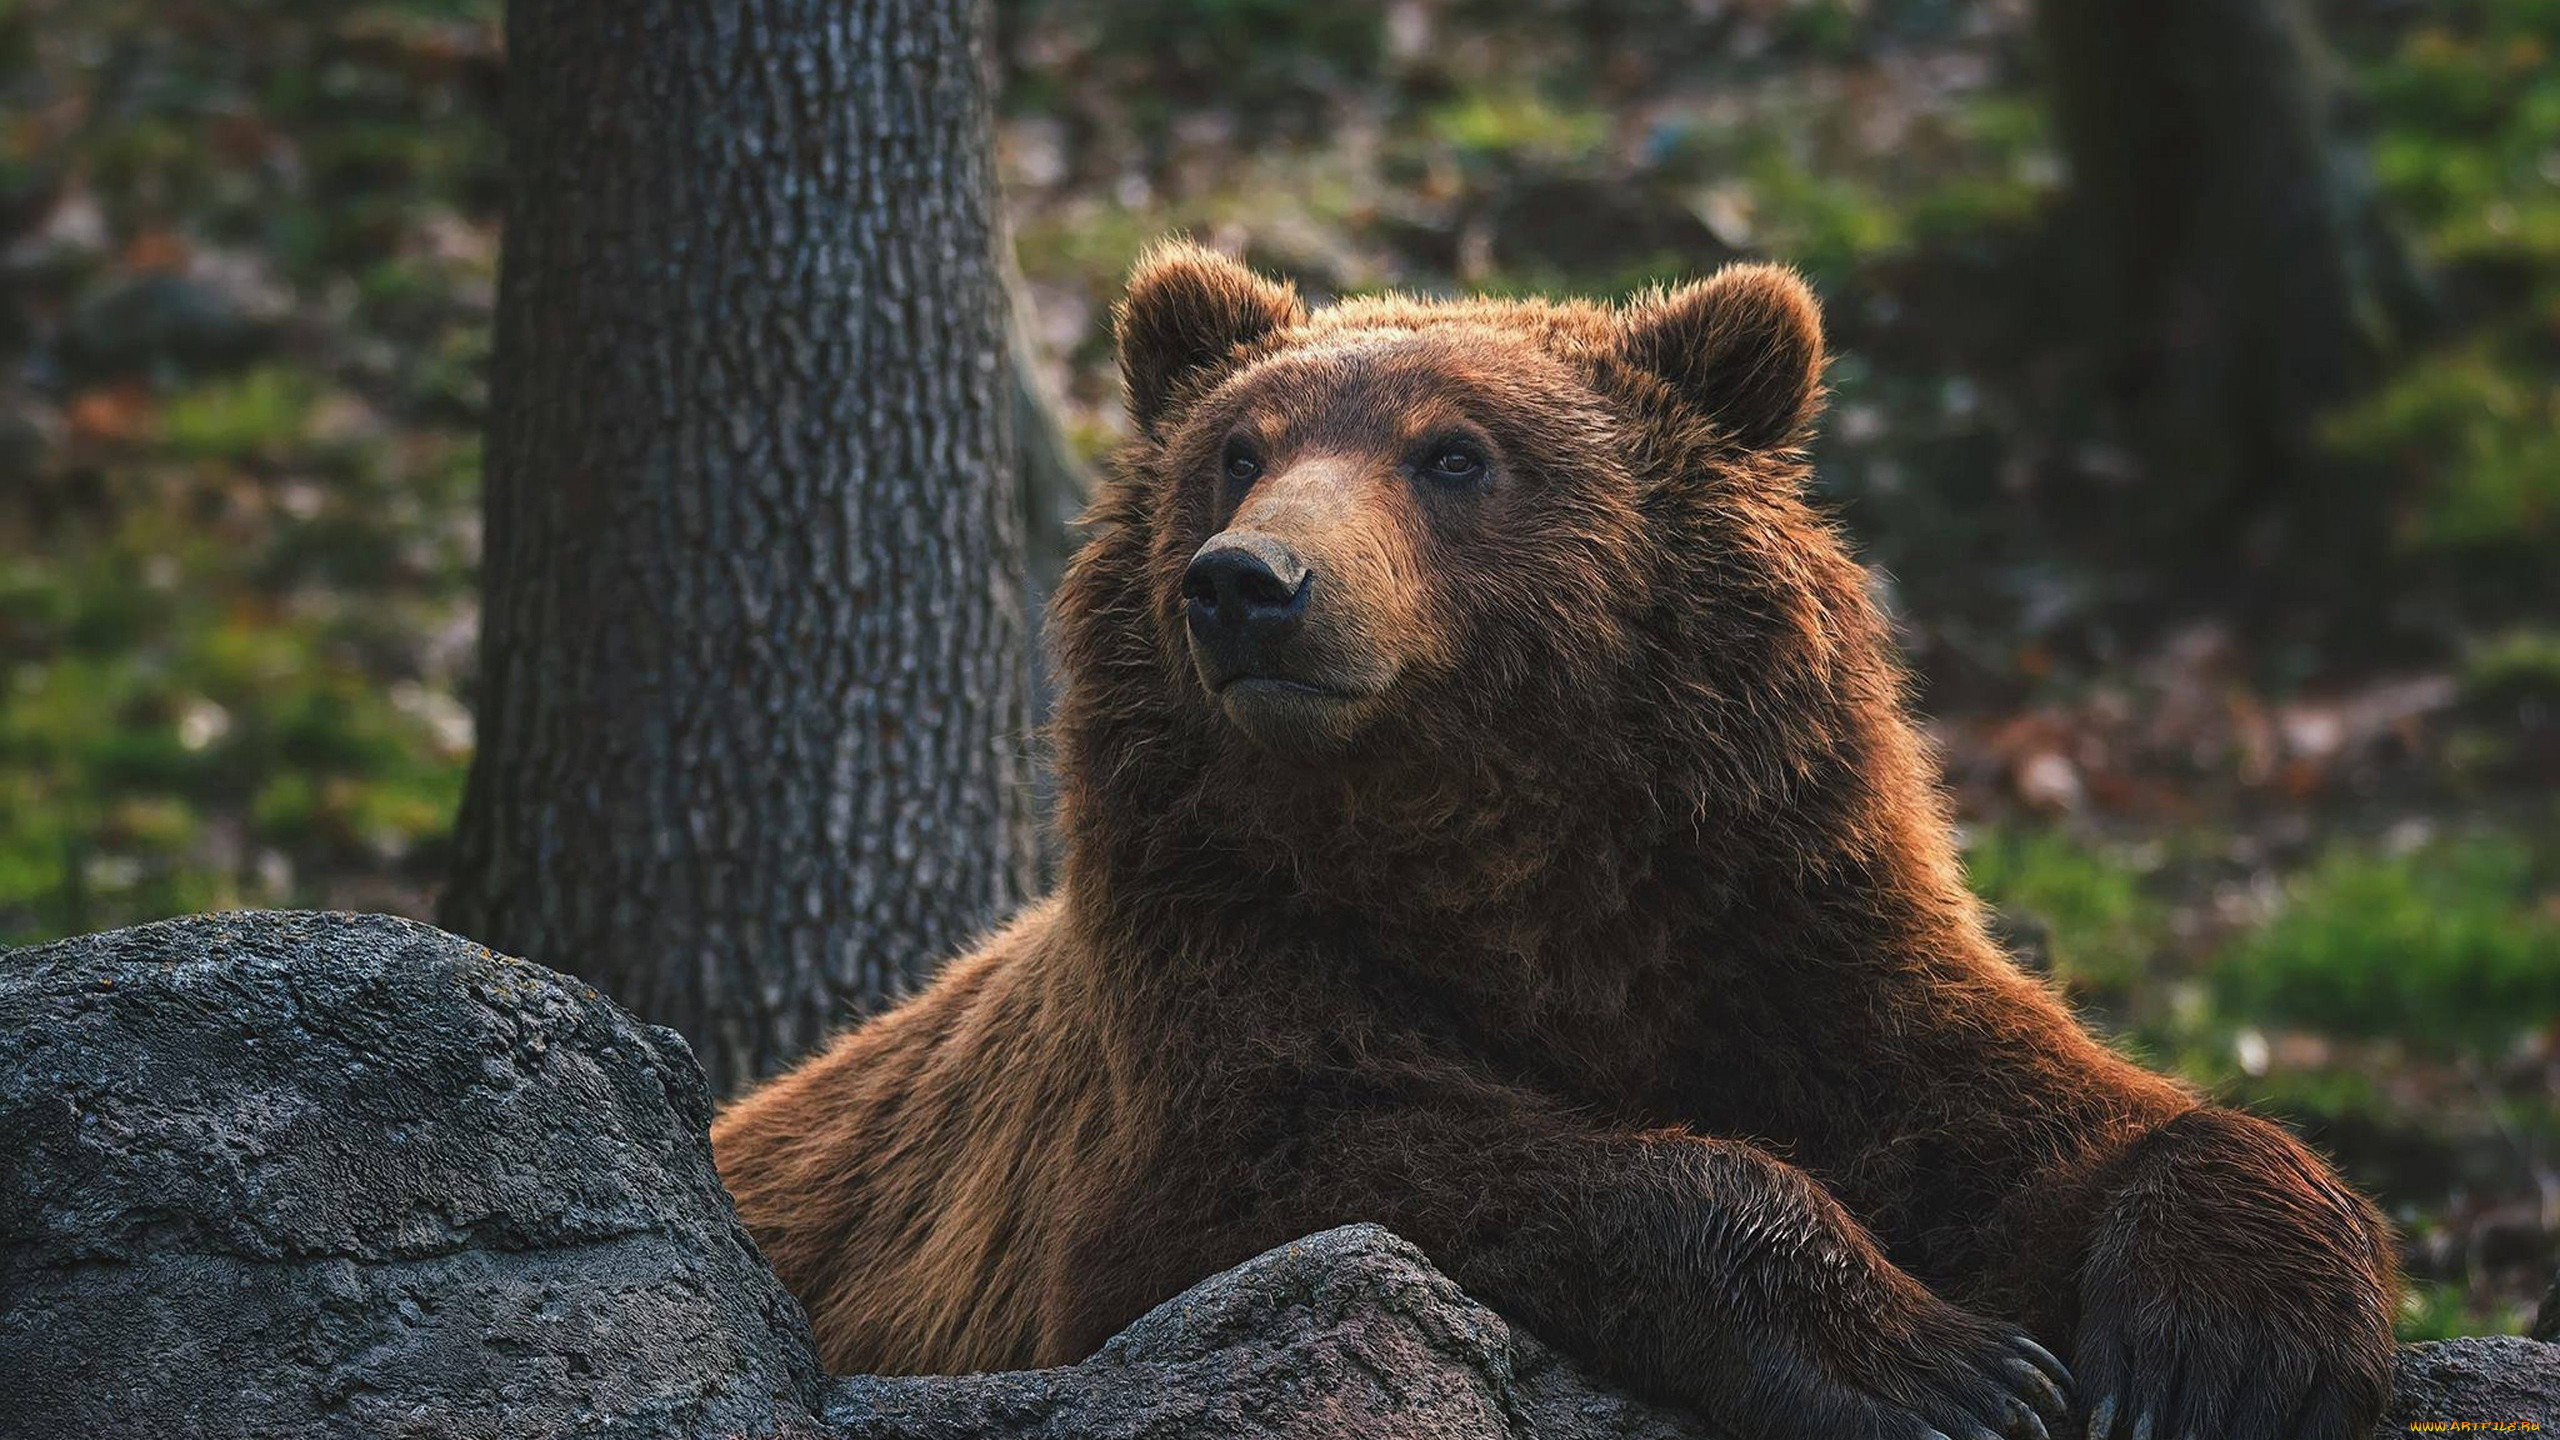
[0, 0, 2553, 1337]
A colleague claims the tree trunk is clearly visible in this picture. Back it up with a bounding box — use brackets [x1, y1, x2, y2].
[443, 0, 1037, 1094]
[2036, 0, 2427, 576]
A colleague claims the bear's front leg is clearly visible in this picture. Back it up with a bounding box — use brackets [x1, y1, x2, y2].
[2075, 1106, 2397, 1440]
[1288, 1104, 2077, 1440]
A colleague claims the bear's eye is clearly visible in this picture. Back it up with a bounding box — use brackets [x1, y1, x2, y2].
[1421, 445, 1486, 484]
[1222, 444, 1262, 484]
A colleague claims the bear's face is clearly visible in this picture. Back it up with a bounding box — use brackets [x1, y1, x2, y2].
[1094, 244, 1831, 772]
[1147, 322, 1633, 753]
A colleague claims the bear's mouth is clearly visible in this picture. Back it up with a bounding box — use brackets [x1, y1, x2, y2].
[1214, 675, 1358, 700]
[1205, 670, 1391, 752]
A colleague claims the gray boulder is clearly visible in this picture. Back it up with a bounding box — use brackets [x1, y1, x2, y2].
[2, 911, 2554, 1438]
[0, 911, 827, 1438]
[2391, 1336, 2560, 1427]
[823, 1224, 1701, 1440]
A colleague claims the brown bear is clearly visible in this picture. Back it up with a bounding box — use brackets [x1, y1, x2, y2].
[712, 243, 2398, 1440]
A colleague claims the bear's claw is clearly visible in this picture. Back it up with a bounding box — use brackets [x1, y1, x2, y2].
[2073, 1334, 2373, 1440]
[1845, 1318, 2075, 1440]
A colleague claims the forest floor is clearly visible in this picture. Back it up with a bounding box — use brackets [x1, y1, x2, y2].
[2, 0, 2554, 1335]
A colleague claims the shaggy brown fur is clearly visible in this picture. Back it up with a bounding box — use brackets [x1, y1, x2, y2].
[714, 243, 2397, 1440]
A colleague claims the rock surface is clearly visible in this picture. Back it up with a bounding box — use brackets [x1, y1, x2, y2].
[3, 911, 2555, 1438]
[2391, 1336, 2560, 1427]
[0, 911, 827, 1439]
[823, 1224, 1703, 1440]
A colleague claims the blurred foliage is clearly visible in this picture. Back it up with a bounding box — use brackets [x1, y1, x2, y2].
[1967, 824, 2162, 999]
[0, 0, 498, 942]
[2462, 627, 2560, 705]
[2215, 836, 2560, 1051]
[2396, 1276, 2542, 1344]
[1969, 822, 2560, 1060]
[3, 0, 2555, 1332]
[2328, 0, 2560, 595]
[2330, 346, 2558, 560]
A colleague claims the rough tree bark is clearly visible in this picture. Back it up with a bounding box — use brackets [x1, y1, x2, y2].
[442, 0, 1037, 1094]
[2035, 0, 2427, 574]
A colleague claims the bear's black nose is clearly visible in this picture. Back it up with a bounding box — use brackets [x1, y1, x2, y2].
[1184, 535, 1310, 649]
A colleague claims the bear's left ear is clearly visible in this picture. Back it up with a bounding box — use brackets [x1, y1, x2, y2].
[1115, 241, 1306, 439]
[1615, 263, 1826, 451]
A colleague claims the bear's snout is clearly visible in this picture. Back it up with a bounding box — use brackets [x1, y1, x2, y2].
[1182, 526, 1399, 750]
[1184, 533, 1324, 704]
[1183, 534, 1311, 665]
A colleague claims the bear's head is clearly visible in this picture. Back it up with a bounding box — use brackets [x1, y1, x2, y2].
[1056, 243, 1906, 929]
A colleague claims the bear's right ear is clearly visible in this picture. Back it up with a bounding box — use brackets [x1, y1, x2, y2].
[1115, 241, 1304, 439]
[1616, 263, 1826, 452]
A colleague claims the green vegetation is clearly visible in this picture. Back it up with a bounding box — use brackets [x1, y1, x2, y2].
[1969, 823, 2560, 1057]
[2215, 836, 2560, 1051]
[1971, 823, 2560, 1053]
[1967, 825, 2164, 1001]
[2396, 1276, 2542, 1344]
[2332, 0, 2560, 592]
[0, 443, 476, 940]
[0, 0, 495, 943]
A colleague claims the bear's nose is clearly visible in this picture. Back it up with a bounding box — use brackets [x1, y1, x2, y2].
[1183, 535, 1310, 646]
